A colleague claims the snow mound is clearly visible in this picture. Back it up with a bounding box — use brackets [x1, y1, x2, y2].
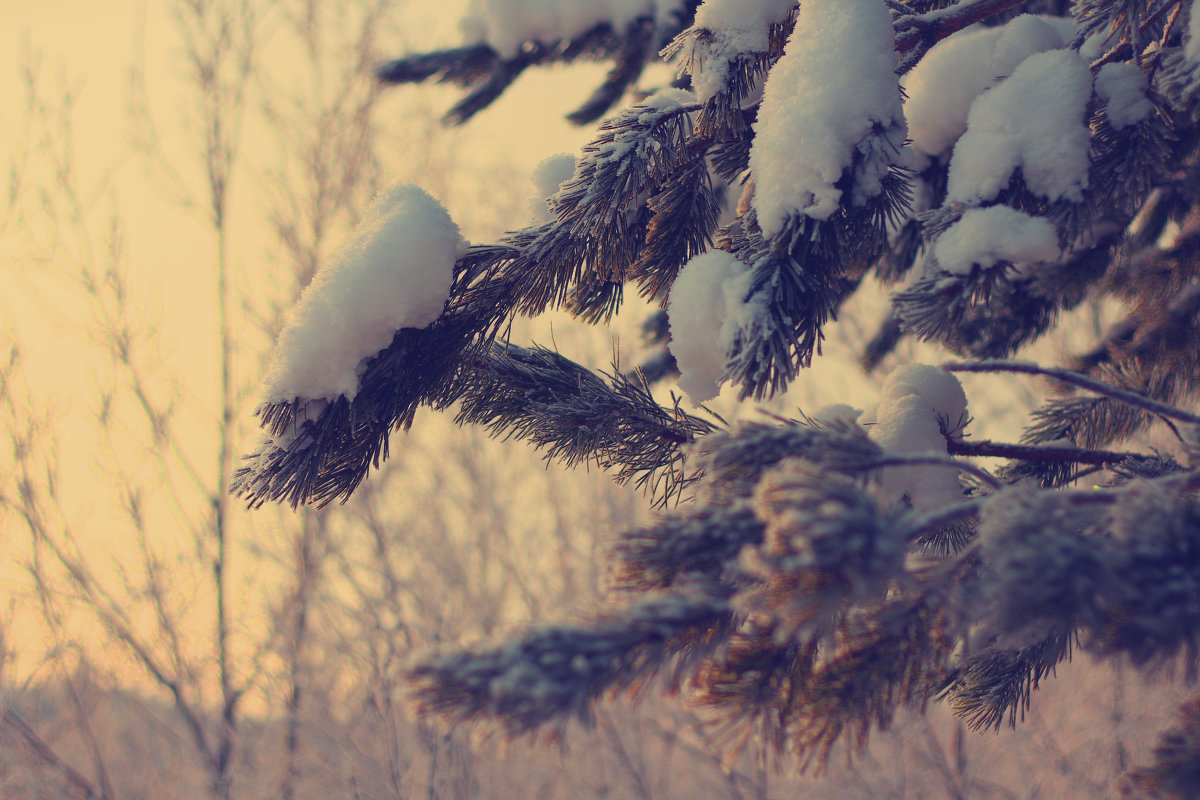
[749, 0, 904, 234]
[263, 184, 468, 403]
[667, 249, 758, 403]
[903, 15, 1069, 158]
[933, 206, 1060, 276]
[808, 404, 862, 426]
[861, 365, 969, 512]
[947, 49, 1093, 204]
[1095, 63, 1153, 129]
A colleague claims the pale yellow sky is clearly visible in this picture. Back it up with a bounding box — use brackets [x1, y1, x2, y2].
[0, 0, 623, 689]
[0, 0, 615, 436]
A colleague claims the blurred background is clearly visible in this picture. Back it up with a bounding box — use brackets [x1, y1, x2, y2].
[0, 1, 1186, 797]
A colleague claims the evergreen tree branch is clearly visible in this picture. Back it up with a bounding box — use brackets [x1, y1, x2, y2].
[451, 343, 716, 506]
[906, 498, 986, 543]
[1018, 363, 1186, 452]
[612, 504, 763, 593]
[691, 419, 884, 502]
[944, 360, 1200, 425]
[867, 453, 1002, 489]
[375, 44, 496, 86]
[376, 3, 700, 125]
[946, 438, 1157, 468]
[566, 16, 657, 125]
[442, 46, 542, 126]
[409, 593, 731, 736]
[943, 634, 1074, 732]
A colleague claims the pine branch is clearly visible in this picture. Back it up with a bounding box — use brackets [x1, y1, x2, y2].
[233, 240, 532, 508]
[1074, 0, 1181, 62]
[867, 453, 1002, 489]
[566, 16, 657, 125]
[944, 360, 1200, 425]
[442, 46, 543, 126]
[631, 152, 720, 304]
[409, 593, 730, 736]
[947, 438, 1156, 467]
[692, 418, 884, 502]
[895, 206, 1123, 358]
[375, 44, 496, 86]
[452, 343, 716, 506]
[232, 316, 485, 508]
[786, 588, 956, 766]
[613, 504, 762, 594]
[943, 634, 1073, 731]
[691, 631, 814, 758]
[1078, 281, 1200, 373]
[376, 3, 700, 125]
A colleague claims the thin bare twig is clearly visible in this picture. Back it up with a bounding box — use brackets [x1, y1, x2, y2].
[944, 360, 1200, 425]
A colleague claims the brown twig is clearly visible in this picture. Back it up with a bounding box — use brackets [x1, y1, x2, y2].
[946, 438, 1154, 466]
[944, 360, 1200, 425]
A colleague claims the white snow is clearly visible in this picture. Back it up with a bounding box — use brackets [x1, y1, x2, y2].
[636, 86, 698, 114]
[748, 0, 905, 235]
[529, 153, 578, 222]
[933, 205, 1060, 276]
[902, 15, 1068, 158]
[1095, 62, 1153, 129]
[880, 364, 968, 429]
[460, 0, 685, 58]
[808, 404, 862, 426]
[946, 49, 1092, 204]
[683, 0, 797, 101]
[667, 249, 757, 403]
[860, 365, 969, 512]
[262, 184, 468, 403]
[991, 15, 1066, 77]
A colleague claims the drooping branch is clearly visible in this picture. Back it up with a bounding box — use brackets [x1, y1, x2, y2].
[452, 343, 717, 506]
[409, 593, 731, 736]
[375, 5, 700, 126]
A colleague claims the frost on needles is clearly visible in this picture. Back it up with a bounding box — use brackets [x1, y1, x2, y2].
[238, 0, 1200, 794]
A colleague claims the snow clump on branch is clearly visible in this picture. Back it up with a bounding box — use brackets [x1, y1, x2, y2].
[747, 0, 906, 235]
[262, 183, 468, 403]
[861, 365, 969, 513]
[1094, 63, 1153, 129]
[932, 205, 1060, 277]
[681, 0, 797, 101]
[666, 249, 760, 403]
[946, 49, 1093, 204]
[902, 14, 1073, 158]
